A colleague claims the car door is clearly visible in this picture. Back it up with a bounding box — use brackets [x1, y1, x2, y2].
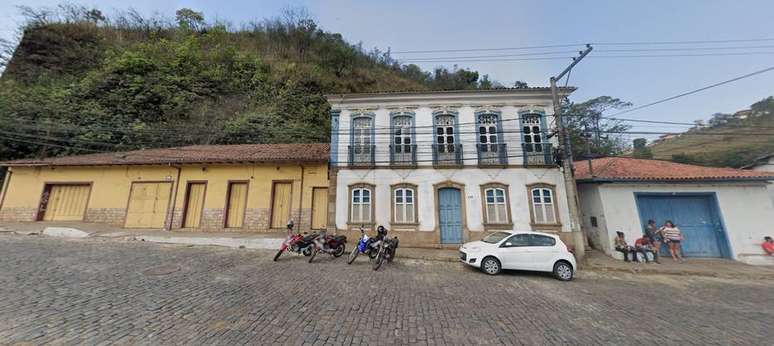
[497, 234, 534, 270]
[528, 234, 558, 272]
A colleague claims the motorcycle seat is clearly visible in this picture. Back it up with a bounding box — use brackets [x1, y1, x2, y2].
[303, 234, 319, 242]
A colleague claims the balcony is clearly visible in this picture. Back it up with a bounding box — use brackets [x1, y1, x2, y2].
[477, 143, 507, 166]
[432, 144, 463, 167]
[390, 144, 417, 167]
[348, 145, 375, 168]
[522, 143, 555, 167]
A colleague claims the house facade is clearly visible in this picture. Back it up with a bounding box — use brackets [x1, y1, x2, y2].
[576, 157, 774, 265]
[0, 144, 330, 233]
[326, 89, 575, 247]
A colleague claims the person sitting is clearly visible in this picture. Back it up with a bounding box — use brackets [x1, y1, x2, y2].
[763, 236, 774, 256]
[634, 236, 659, 263]
[614, 231, 635, 262]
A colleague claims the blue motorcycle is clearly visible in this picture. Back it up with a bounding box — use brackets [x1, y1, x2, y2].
[347, 226, 379, 264]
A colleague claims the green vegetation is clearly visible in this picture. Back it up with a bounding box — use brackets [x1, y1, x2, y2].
[562, 96, 632, 159]
[0, 5, 497, 161]
[649, 96, 774, 167]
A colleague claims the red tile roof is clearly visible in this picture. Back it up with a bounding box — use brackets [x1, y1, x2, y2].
[575, 157, 774, 182]
[2, 143, 330, 167]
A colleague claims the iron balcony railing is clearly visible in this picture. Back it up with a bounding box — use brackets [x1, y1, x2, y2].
[432, 143, 463, 167]
[389, 144, 417, 167]
[348, 145, 375, 167]
[477, 143, 507, 166]
[522, 143, 555, 167]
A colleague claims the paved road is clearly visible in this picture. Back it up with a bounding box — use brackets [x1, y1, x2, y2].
[0, 235, 771, 345]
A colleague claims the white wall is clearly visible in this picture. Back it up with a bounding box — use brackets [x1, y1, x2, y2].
[580, 182, 774, 264]
[578, 184, 610, 253]
[335, 167, 571, 235]
[750, 158, 774, 205]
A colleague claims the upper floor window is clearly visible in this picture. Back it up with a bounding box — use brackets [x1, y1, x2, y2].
[435, 114, 457, 153]
[349, 185, 373, 224]
[392, 114, 413, 154]
[530, 185, 557, 224]
[477, 113, 500, 152]
[521, 113, 545, 153]
[352, 116, 373, 150]
[392, 185, 417, 224]
[481, 183, 511, 225]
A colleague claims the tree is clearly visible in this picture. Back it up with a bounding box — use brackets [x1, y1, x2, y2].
[176, 8, 205, 32]
[631, 138, 653, 159]
[561, 96, 633, 159]
[513, 81, 528, 88]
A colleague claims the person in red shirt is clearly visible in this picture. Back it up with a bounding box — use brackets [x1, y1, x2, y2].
[763, 236, 774, 256]
[634, 236, 658, 263]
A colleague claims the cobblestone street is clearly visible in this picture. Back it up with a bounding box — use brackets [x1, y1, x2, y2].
[0, 234, 771, 345]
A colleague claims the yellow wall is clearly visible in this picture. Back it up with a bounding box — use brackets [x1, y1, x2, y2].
[0, 163, 329, 230]
[2, 166, 178, 210]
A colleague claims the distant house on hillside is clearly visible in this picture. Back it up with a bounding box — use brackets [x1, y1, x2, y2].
[742, 152, 774, 204]
[576, 157, 774, 265]
[734, 109, 753, 120]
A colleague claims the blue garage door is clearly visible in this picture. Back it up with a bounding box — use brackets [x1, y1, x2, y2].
[635, 193, 730, 258]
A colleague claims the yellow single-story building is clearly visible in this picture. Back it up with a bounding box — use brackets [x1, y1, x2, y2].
[0, 144, 331, 232]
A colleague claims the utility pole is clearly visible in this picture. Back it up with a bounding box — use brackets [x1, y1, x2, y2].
[550, 44, 593, 262]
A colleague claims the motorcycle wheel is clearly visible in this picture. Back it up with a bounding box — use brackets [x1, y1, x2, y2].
[372, 248, 385, 271]
[273, 249, 284, 262]
[302, 247, 312, 256]
[333, 243, 346, 258]
[368, 248, 378, 259]
[347, 248, 359, 264]
[308, 247, 318, 263]
[387, 248, 396, 262]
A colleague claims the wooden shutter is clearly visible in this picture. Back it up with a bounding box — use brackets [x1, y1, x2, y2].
[225, 182, 248, 228]
[270, 182, 292, 228]
[125, 182, 172, 228]
[183, 183, 206, 228]
[311, 187, 328, 230]
[43, 185, 90, 221]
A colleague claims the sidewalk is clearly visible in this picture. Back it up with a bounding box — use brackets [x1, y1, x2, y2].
[583, 250, 774, 280]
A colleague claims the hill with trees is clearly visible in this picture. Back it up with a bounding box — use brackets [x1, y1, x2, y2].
[0, 4, 501, 161]
[649, 96, 774, 167]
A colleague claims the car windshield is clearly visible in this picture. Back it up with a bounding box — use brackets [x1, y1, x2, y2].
[481, 232, 511, 244]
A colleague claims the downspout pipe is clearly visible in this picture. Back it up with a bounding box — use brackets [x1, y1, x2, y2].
[297, 165, 305, 231]
[164, 165, 182, 231]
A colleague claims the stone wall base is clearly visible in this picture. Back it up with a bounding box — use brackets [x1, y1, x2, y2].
[84, 208, 126, 226]
[0, 208, 38, 222]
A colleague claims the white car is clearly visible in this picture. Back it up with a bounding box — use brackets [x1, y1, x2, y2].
[459, 231, 577, 281]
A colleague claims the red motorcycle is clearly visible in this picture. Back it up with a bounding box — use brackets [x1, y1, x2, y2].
[308, 230, 347, 263]
[273, 220, 318, 261]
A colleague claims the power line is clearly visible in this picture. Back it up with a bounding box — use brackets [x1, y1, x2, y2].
[604, 64, 774, 118]
[391, 38, 774, 54]
[399, 51, 774, 63]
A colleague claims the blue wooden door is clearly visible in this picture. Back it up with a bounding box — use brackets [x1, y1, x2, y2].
[636, 194, 729, 258]
[439, 188, 463, 244]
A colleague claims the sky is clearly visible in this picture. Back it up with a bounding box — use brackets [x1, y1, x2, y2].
[1, 0, 773, 136]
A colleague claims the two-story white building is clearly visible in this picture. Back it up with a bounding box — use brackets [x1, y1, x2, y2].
[326, 88, 575, 247]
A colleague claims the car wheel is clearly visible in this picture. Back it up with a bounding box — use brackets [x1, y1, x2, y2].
[553, 261, 573, 281]
[481, 256, 501, 275]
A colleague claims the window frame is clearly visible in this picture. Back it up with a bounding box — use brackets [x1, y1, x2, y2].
[479, 183, 513, 229]
[525, 183, 562, 230]
[390, 183, 419, 226]
[347, 183, 376, 226]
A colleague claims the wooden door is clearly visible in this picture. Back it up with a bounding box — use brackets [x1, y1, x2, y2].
[125, 182, 172, 228]
[438, 187, 463, 244]
[183, 183, 206, 228]
[311, 187, 328, 230]
[225, 182, 248, 228]
[270, 182, 292, 228]
[42, 184, 90, 221]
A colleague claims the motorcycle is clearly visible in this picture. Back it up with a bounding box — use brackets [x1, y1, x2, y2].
[308, 230, 347, 263]
[347, 226, 380, 264]
[273, 220, 318, 261]
[372, 236, 399, 271]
